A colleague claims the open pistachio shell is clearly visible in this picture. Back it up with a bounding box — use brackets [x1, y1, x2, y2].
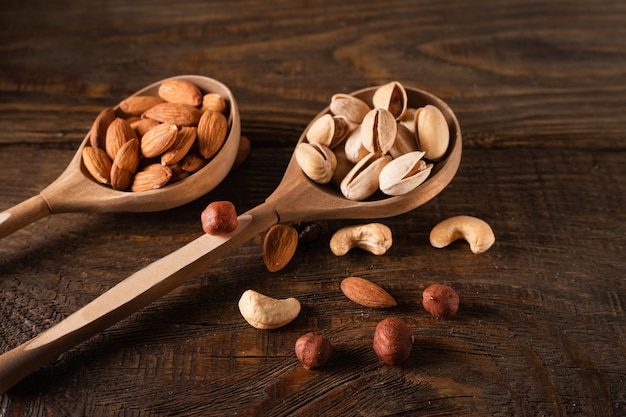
[361, 108, 397, 155]
[372, 81, 408, 120]
[379, 151, 432, 196]
[306, 114, 352, 149]
[340, 152, 392, 200]
[295, 142, 337, 184]
[329, 93, 371, 124]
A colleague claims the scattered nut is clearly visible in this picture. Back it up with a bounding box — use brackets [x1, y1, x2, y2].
[329, 223, 392, 256]
[295, 332, 333, 369]
[429, 215, 495, 254]
[340, 277, 397, 308]
[238, 289, 301, 330]
[373, 317, 413, 365]
[422, 283, 460, 319]
[201, 201, 238, 236]
[263, 224, 299, 272]
[232, 135, 251, 169]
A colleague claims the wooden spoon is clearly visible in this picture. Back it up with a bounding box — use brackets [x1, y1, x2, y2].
[0, 75, 241, 239]
[0, 86, 461, 393]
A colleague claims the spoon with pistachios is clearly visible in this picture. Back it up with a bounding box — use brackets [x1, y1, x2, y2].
[0, 75, 241, 239]
[0, 82, 461, 393]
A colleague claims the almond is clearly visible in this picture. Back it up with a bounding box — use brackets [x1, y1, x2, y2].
[142, 102, 202, 126]
[130, 117, 160, 138]
[82, 146, 112, 184]
[263, 224, 298, 272]
[181, 150, 207, 172]
[197, 110, 228, 159]
[105, 117, 138, 160]
[140, 123, 179, 158]
[110, 139, 140, 190]
[131, 163, 172, 192]
[158, 79, 202, 107]
[161, 126, 197, 165]
[89, 107, 116, 149]
[340, 277, 397, 308]
[119, 95, 165, 116]
[201, 93, 226, 113]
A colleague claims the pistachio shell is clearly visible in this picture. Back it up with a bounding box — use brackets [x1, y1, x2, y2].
[372, 81, 408, 120]
[344, 126, 368, 163]
[306, 114, 352, 149]
[415, 105, 450, 161]
[399, 108, 417, 134]
[340, 152, 391, 201]
[389, 123, 418, 159]
[329, 93, 371, 124]
[331, 146, 354, 185]
[295, 142, 337, 184]
[361, 108, 397, 155]
[379, 151, 432, 196]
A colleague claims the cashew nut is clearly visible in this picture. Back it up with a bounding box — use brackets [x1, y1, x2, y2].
[329, 223, 393, 256]
[429, 215, 495, 254]
[238, 289, 301, 329]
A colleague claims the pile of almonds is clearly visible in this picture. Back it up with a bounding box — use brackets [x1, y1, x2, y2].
[295, 81, 450, 200]
[82, 78, 230, 192]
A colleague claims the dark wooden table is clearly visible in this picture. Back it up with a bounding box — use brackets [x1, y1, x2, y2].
[1, 1, 625, 416]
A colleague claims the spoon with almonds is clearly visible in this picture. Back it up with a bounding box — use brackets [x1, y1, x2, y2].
[0, 84, 461, 393]
[0, 75, 241, 239]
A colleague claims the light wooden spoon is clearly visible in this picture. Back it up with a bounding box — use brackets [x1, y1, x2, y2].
[0, 85, 461, 393]
[0, 75, 241, 239]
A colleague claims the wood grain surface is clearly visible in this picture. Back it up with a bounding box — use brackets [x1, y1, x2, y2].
[1, 0, 625, 416]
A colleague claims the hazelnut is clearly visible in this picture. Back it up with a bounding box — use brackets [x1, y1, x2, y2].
[372, 317, 413, 365]
[201, 201, 238, 235]
[422, 283, 460, 318]
[295, 332, 332, 369]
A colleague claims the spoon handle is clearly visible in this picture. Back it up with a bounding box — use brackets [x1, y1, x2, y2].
[0, 194, 52, 239]
[0, 202, 278, 393]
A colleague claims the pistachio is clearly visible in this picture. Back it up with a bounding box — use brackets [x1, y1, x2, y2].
[360, 108, 397, 155]
[331, 146, 354, 186]
[379, 151, 433, 196]
[294, 142, 337, 184]
[306, 114, 352, 149]
[343, 126, 369, 163]
[389, 123, 418, 159]
[329, 93, 371, 124]
[340, 152, 391, 201]
[415, 104, 449, 161]
[372, 81, 408, 120]
[399, 108, 417, 134]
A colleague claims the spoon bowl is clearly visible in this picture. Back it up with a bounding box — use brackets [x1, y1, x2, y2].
[0, 84, 460, 393]
[0, 75, 241, 238]
[268, 85, 462, 222]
